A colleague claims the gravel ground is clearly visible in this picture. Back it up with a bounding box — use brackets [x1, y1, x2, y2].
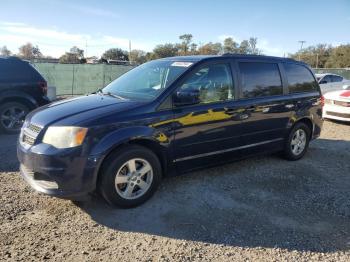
[1, 120, 350, 261]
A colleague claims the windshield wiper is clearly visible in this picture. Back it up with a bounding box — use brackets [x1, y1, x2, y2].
[97, 89, 127, 100]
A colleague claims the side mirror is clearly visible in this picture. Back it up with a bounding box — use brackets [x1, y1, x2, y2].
[319, 80, 327, 84]
[173, 89, 200, 107]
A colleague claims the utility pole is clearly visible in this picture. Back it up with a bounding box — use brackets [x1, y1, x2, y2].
[316, 53, 319, 68]
[298, 40, 306, 61]
[85, 39, 88, 58]
[128, 40, 132, 64]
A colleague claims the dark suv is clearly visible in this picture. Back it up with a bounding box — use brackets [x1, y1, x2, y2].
[0, 57, 49, 133]
[17, 55, 323, 208]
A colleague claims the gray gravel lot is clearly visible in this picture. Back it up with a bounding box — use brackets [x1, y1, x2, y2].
[1, 120, 350, 261]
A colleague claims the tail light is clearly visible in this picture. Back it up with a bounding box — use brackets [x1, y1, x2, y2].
[38, 81, 48, 95]
[320, 95, 324, 107]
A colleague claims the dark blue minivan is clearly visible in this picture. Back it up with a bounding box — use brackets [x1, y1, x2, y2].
[17, 55, 323, 207]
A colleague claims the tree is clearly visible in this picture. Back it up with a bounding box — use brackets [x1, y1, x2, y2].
[59, 46, 86, 64]
[239, 40, 250, 54]
[223, 37, 239, 54]
[290, 44, 332, 68]
[152, 44, 179, 58]
[129, 49, 147, 64]
[102, 48, 129, 61]
[325, 45, 350, 68]
[189, 43, 198, 55]
[198, 42, 222, 55]
[248, 37, 259, 54]
[179, 34, 193, 55]
[1, 46, 12, 56]
[18, 43, 42, 59]
[59, 53, 80, 64]
[70, 46, 84, 59]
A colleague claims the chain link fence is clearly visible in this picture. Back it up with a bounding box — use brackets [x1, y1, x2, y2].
[32, 63, 350, 97]
[33, 63, 134, 96]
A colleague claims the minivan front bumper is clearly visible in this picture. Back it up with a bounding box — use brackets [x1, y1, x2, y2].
[17, 143, 102, 199]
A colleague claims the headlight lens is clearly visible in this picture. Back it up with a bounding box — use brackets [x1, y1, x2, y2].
[43, 126, 88, 148]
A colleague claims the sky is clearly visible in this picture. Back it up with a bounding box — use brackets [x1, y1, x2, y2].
[0, 0, 349, 58]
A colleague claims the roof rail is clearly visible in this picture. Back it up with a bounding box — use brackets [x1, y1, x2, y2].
[0, 56, 22, 60]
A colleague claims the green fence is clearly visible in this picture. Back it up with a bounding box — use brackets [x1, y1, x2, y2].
[32, 63, 350, 96]
[313, 68, 350, 79]
[33, 63, 134, 95]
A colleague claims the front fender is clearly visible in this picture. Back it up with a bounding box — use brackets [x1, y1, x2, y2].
[89, 126, 168, 157]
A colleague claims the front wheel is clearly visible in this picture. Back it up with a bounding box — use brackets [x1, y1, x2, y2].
[282, 122, 311, 161]
[99, 145, 162, 208]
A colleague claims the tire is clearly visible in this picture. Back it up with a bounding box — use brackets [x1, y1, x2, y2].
[0, 102, 29, 134]
[99, 145, 162, 208]
[282, 122, 311, 161]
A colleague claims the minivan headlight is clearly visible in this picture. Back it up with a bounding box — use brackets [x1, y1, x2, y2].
[43, 126, 88, 148]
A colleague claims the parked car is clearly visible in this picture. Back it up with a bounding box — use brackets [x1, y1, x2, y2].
[17, 55, 323, 208]
[323, 89, 350, 122]
[0, 56, 50, 133]
[315, 73, 350, 94]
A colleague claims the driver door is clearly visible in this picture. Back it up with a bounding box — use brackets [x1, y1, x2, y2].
[171, 60, 245, 171]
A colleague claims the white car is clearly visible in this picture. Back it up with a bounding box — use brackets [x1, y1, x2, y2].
[323, 90, 350, 122]
[316, 73, 350, 94]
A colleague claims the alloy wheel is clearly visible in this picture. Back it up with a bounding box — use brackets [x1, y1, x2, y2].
[114, 158, 153, 200]
[290, 129, 307, 156]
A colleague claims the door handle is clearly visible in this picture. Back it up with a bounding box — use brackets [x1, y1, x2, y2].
[224, 108, 236, 114]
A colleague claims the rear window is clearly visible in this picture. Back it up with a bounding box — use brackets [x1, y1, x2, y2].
[239, 62, 283, 98]
[284, 63, 317, 93]
[0, 60, 43, 82]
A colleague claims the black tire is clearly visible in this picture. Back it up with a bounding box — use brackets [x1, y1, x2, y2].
[0, 102, 29, 134]
[282, 122, 311, 161]
[99, 145, 162, 208]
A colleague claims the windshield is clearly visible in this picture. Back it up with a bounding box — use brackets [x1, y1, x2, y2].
[103, 60, 192, 101]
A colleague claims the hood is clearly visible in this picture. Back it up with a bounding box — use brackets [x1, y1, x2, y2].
[28, 94, 143, 127]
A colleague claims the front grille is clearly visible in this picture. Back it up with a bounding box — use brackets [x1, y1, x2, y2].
[21, 122, 43, 146]
[28, 123, 42, 134]
[23, 134, 35, 145]
[326, 111, 350, 118]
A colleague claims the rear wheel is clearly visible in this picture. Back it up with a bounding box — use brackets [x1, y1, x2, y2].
[99, 145, 162, 208]
[0, 102, 29, 134]
[282, 122, 311, 161]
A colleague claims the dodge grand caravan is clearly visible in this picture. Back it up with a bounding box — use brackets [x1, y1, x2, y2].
[17, 55, 323, 208]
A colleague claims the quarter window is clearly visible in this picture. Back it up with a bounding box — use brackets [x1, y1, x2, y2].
[178, 63, 234, 104]
[239, 62, 283, 98]
[284, 63, 317, 93]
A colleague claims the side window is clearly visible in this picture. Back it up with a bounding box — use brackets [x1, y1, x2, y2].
[331, 75, 343, 82]
[322, 75, 332, 83]
[284, 63, 318, 93]
[239, 62, 283, 98]
[178, 63, 234, 104]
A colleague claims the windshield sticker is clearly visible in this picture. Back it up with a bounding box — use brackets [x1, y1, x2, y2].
[171, 62, 193, 67]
